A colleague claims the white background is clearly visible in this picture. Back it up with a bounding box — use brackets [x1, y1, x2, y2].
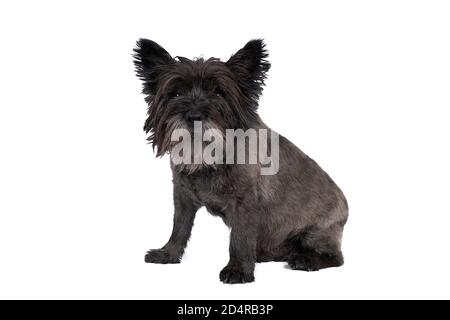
[1, 0, 449, 299]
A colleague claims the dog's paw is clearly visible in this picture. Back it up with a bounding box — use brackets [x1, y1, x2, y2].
[288, 255, 319, 272]
[219, 266, 255, 284]
[144, 249, 180, 264]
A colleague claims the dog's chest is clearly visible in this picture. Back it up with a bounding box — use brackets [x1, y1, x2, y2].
[186, 174, 235, 202]
[178, 172, 240, 218]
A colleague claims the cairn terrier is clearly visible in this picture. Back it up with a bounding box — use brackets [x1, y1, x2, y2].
[134, 39, 348, 284]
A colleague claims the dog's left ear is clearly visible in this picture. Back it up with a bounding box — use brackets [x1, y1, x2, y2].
[226, 39, 271, 106]
[133, 39, 174, 95]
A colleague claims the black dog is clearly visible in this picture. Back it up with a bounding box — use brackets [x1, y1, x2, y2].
[134, 39, 348, 284]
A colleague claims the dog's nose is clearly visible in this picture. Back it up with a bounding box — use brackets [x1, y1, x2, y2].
[186, 111, 204, 122]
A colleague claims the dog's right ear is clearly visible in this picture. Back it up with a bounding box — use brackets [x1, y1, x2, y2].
[133, 39, 173, 94]
[226, 39, 270, 112]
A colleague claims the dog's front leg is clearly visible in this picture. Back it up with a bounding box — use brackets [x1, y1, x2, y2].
[145, 186, 200, 264]
[220, 205, 258, 284]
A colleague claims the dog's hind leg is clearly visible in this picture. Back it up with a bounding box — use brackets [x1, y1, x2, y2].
[286, 223, 345, 271]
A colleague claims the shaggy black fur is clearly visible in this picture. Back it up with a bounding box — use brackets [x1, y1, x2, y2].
[134, 39, 348, 284]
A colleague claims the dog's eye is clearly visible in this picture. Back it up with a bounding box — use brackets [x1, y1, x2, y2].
[169, 91, 181, 98]
[212, 87, 222, 98]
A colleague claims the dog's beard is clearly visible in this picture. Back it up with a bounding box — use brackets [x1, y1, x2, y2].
[161, 115, 225, 174]
[158, 114, 186, 153]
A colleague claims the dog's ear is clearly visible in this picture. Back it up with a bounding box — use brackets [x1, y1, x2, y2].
[226, 39, 271, 106]
[133, 39, 173, 94]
